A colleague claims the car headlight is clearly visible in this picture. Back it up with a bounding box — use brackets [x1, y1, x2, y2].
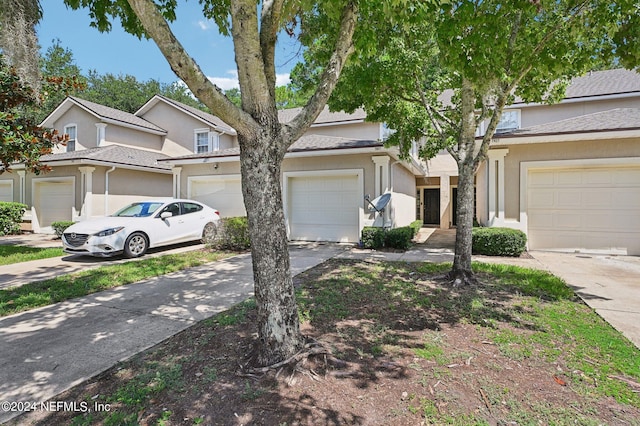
[95, 227, 125, 237]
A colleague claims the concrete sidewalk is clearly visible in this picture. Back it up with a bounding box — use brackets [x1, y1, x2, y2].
[0, 243, 348, 424]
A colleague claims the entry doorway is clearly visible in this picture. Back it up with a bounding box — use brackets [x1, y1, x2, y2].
[423, 188, 440, 226]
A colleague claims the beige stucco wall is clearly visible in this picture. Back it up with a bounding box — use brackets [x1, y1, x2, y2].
[391, 162, 417, 227]
[305, 122, 381, 140]
[140, 102, 238, 157]
[499, 137, 640, 220]
[50, 107, 100, 153]
[101, 125, 163, 152]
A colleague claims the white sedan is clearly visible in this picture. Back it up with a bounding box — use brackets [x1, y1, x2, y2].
[62, 199, 220, 258]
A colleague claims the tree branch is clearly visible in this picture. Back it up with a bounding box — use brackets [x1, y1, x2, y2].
[125, 0, 256, 135]
[284, 1, 358, 143]
[260, 0, 285, 95]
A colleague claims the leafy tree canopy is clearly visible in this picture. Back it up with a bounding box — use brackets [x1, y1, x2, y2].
[0, 54, 63, 174]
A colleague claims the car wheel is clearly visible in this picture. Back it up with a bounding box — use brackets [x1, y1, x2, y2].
[124, 232, 148, 258]
[201, 222, 217, 244]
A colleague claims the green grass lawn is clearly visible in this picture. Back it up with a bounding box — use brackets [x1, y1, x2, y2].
[0, 249, 232, 317]
[0, 245, 65, 266]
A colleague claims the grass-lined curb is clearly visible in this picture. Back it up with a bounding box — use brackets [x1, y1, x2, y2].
[0, 245, 65, 266]
[0, 250, 232, 317]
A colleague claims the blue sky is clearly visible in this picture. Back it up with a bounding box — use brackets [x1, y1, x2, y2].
[37, 3, 299, 90]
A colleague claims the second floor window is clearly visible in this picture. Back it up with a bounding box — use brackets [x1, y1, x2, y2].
[495, 110, 520, 133]
[64, 124, 77, 152]
[194, 129, 220, 153]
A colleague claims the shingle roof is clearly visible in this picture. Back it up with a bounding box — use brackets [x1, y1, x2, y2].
[159, 134, 383, 162]
[42, 144, 172, 170]
[67, 97, 167, 133]
[278, 106, 367, 124]
[496, 108, 640, 138]
[563, 69, 640, 99]
[145, 95, 236, 134]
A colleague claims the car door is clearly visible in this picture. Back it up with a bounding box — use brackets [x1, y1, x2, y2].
[154, 202, 189, 246]
[180, 202, 209, 239]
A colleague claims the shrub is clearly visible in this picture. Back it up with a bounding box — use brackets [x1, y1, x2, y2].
[51, 221, 75, 238]
[207, 217, 250, 251]
[0, 202, 27, 236]
[409, 220, 423, 237]
[472, 227, 527, 257]
[361, 226, 385, 249]
[385, 226, 414, 250]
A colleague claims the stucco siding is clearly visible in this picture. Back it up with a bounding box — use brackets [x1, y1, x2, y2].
[391, 162, 417, 227]
[50, 107, 100, 153]
[101, 126, 163, 152]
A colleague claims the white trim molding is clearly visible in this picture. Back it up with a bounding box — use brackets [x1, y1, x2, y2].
[487, 148, 509, 226]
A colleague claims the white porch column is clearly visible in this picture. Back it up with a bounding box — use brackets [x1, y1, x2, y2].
[95, 123, 107, 146]
[78, 166, 95, 219]
[17, 170, 26, 204]
[487, 149, 509, 226]
[172, 167, 182, 198]
[371, 156, 391, 227]
[439, 174, 450, 229]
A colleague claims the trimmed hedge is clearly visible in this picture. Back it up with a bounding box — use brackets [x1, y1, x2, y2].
[205, 216, 250, 251]
[361, 226, 386, 249]
[0, 202, 27, 236]
[409, 220, 423, 237]
[472, 227, 527, 257]
[361, 225, 414, 251]
[51, 221, 75, 238]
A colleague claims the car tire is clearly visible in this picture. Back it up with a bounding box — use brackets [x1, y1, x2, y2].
[124, 232, 148, 258]
[201, 222, 217, 244]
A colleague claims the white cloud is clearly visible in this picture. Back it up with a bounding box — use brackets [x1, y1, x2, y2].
[197, 20, 210, 31]
[208, 71, 291, 92]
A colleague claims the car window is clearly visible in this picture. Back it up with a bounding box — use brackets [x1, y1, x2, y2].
[113, 202, 163, 217]
[182, 202, 203, 215]
[159, 202, 181, 217]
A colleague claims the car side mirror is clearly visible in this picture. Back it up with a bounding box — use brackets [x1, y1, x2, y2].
[160, 211, 173, 219]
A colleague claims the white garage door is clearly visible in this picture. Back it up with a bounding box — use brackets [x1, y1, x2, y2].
[0, 181, 12, 202]
[34, 180, 74, 227]
[189, 177, 246, 218]
[527, 166, 640, 255]
[287, 173, 362, 242]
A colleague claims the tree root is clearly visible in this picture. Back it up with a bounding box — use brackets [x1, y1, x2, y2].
[238, 338, 349, 379]
[440, 269, 480, 287]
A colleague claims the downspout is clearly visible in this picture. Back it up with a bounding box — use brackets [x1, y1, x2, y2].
[104, 166, 116, 216]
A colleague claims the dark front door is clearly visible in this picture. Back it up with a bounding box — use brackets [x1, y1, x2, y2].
[423, 189, 440, 226]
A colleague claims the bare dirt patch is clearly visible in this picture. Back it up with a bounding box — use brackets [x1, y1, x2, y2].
[13, 259, 640, 425]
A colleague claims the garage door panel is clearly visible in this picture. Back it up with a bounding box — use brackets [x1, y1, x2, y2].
[0, 181, 12, 202]
[34, 181, 74, 227]
[528, 166, 640, 254]
[287, 173, 361, 242]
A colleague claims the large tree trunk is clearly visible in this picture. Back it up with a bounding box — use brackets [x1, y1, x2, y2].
[447, 77, 479, 286]
[239, 132, 303, 367]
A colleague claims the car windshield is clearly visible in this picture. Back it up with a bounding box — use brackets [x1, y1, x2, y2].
[112, 202, 164, 217]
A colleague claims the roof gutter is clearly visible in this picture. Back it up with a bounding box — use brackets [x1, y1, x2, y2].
[492, 128, 640, 146]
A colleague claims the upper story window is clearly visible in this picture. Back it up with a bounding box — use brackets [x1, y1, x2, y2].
[194, 129, 220, 154]
[64, 124, 77, 152]
[495, 110, 521, 133]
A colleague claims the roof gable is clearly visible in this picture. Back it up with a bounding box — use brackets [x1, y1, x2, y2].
[40, 96, 167, 135]
[136, 95, 236, 134]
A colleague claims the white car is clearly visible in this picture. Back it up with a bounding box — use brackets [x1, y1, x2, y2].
[62, 199, 220, 258]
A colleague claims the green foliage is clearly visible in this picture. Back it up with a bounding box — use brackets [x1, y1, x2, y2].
[385, 226, 413, 250]
[0, 55, 63, 174]
[472, 227, 527, 257]
[361, 226, 385, 249]
[206, 217, 250, 251]
[0, 201, 27, 236]
[409, 220, 422, 237]
[51, 220, 75, 238]
[361, 225, 414, 250]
